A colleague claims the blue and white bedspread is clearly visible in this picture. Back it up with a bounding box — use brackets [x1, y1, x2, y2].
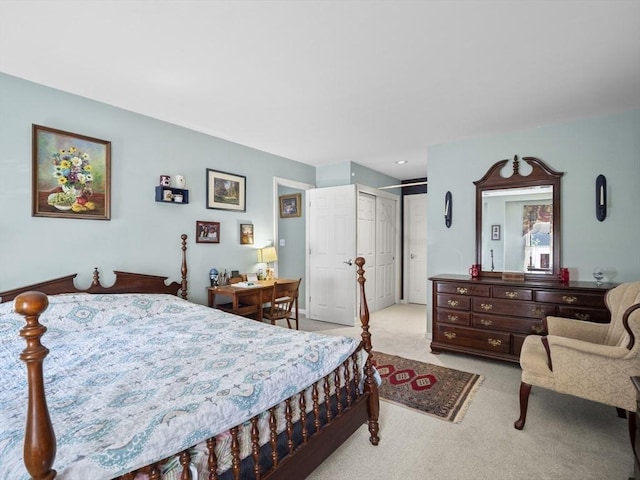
[0, 293, 360, 479]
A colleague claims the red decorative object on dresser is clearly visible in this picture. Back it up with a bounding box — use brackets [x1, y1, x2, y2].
[430, 274, 616, 363]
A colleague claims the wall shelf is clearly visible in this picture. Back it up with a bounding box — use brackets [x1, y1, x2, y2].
[155, 186, 189, 204]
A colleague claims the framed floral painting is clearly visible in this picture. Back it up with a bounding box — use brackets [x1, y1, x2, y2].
[32, 125, 111, 220]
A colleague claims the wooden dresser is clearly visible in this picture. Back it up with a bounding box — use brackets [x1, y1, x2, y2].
[429, 274, 615, 363]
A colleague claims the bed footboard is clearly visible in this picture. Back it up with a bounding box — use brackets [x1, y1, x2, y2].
[12, 255, 379, 480]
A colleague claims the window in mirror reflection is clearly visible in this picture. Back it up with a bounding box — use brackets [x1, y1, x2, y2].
[482, 186, 553, 273]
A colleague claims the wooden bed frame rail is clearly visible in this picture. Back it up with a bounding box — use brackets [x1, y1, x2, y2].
[6, 240, 379, 480]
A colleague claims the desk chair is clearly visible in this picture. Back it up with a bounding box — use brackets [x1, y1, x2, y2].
[262, 279, 301, 329]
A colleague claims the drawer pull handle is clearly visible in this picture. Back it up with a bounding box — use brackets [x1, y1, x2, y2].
[444, 331, 456, 340]
[574, 313, 590, 321]
[531, 325, 545, 334]
[562, 295, 578, 304]
[480, 303, 493, 311]
[447, 300, 459, 307]
[488, 338, 502, 347]
[505, 291, 518, 299]
[480, 319, 493, 326]
[532, 306, 544, 316]
[456, 287, 468, 295]
[447, 314, 459, 322]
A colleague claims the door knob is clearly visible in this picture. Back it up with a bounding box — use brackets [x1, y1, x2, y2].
[343, 259, 353, 266]
[410, 254, 416, 259]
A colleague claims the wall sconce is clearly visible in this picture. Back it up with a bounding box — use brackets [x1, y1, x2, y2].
[258, 246, 278, 280]
[596, 174, 607, 222]
[444, 191, 452, 228]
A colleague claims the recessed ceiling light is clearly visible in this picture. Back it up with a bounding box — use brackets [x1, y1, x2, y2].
[396, 160, 408, 165]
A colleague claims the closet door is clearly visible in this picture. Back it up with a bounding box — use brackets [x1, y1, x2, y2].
[357, 192, 376, 311]
[376, 195, 396, 310]
[308, 185, 357, 325]
[405, 193, 427, 304]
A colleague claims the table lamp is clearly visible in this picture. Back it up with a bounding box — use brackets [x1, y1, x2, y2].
[258, 246, 278, 280]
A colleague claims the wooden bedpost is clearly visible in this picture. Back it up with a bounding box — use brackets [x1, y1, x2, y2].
[355, 257, 380, 445]
[180, 233, 188, 300]
[14, 291, 57, 480]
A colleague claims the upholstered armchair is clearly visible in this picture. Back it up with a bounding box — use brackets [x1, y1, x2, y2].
[514, 281, 640, 442]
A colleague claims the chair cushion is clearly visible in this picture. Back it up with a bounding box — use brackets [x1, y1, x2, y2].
[520, 335, 555, 389]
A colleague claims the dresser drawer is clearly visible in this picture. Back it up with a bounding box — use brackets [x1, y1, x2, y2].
[472, 298, 555, 319]
[472, 312, 546, 335]
[512, 334, 529, 357]
[556, 306, 610, 323]
[436, 325, 511, 354]
[436, 309, 471, 326]
[436, 283, 490, 297]
[437, 294, 471, 311]
[492, 286, 533, 301]
[535, 290, 606, 308]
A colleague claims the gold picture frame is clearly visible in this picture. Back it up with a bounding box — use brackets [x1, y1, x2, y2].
[240, 223, 254, 245]
[279, 193, 302, 218]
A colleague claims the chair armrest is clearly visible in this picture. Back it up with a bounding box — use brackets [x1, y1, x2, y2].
[546, 316, 609, 344]
[547, 335, 630, 360]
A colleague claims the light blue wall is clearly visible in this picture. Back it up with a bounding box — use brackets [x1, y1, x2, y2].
[0, 73, 316, 305]
[427, 109, 640, 328]
[277, 185, 306, 308]
[317, 161, 400, 191]
[316, 162, 352, 187]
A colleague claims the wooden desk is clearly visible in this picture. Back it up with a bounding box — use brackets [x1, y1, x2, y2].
[207, 279, 298, 321]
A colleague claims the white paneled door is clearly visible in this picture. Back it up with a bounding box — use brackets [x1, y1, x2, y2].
[406, 193, 428, 304]
[357, 192, 376, 311]
[308, 185, 357, 326]
[374, 195, 396, 310]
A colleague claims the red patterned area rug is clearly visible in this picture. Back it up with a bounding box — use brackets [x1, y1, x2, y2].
[372, 351, 484, 423]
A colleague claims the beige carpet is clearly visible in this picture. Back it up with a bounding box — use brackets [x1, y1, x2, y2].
[299, 303, 633, 480]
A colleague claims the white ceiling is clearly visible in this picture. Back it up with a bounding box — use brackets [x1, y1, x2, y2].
[1, 1, 638, 180]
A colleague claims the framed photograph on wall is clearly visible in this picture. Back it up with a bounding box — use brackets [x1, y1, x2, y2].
[196, 220, 221, 243]
[32, 124, 111, 220]
[206, 168, 246, 211]
[279, 193, 302, 218]
[240, 223, 254, 245]
[491, 224, 501, 241]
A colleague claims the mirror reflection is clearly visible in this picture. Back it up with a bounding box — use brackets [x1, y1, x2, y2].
[481, 186, 553, 273]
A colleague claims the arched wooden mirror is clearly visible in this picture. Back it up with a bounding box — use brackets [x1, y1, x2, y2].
[474, 156, 563, 277]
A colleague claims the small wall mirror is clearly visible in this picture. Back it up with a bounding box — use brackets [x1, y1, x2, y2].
[474, 156, 563, 277]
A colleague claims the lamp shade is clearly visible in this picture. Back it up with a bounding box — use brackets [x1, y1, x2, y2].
[258, 246, 278, 263]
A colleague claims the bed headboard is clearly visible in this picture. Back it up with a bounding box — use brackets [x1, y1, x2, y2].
[0, 234, 188, 303]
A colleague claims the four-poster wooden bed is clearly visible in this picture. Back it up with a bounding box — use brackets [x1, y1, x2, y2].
[0, 234, 380, 480]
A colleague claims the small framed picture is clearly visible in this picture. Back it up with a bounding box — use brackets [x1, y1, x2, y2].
[279, 193, 302, 218]
[196, 220, 220, 243]
[240, 223, 254, 245]
[491, 224, 501, 241]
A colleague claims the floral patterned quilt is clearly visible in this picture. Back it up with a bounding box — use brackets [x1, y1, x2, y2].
[0, 293, 359, 479]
